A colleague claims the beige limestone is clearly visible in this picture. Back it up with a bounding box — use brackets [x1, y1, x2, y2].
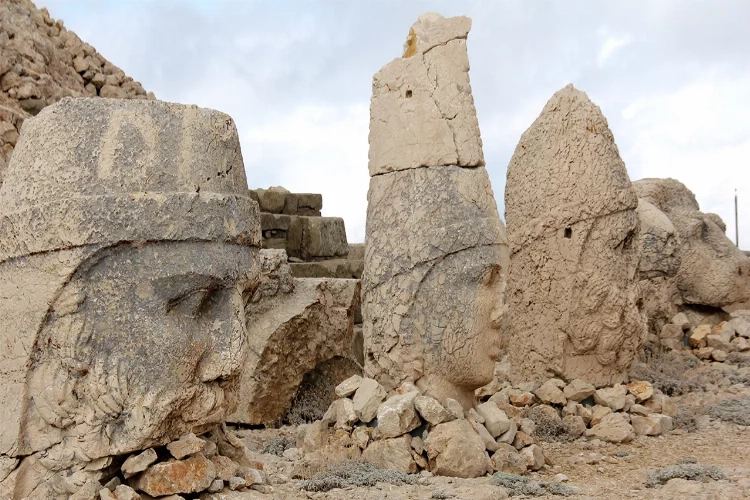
[363, 13, 508, 410]
[131, 454, 216, 497]
[368, 13, 482, 175]
[361, 436, 417, 474]
[0, 98, 260, 499]
[634, 178, 750, 308]
[228, 250, 360, 425]
[424, 419, 492, 478]
[505, 84, 646, 387]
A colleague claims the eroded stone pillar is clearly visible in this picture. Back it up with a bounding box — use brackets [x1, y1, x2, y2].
[0, 98, 261, 498]
[504, 85, 646, 387]
[362, 13, 509, 410]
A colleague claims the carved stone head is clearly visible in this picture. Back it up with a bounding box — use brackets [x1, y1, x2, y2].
[0, 98, 260, 497]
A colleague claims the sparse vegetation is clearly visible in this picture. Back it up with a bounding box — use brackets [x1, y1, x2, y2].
[263, 435, 296, 456]
[491, 472, 577, 497]
[629, 347, 700, 396]
[708, 397, 750, 426]
[521, 406, 571, 442]
[644, 464, 726, 487]
[299, 460, 418, 492]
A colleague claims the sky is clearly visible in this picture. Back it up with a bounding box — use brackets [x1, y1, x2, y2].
[37, 0, 750, 247]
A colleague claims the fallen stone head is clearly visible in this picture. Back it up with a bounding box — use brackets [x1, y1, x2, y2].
[0, 97, 261, 498]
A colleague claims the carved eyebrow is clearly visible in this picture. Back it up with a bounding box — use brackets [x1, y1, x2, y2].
[151, 274, 222, 300]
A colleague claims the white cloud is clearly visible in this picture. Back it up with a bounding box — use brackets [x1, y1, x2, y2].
[597, 34, 633, 67]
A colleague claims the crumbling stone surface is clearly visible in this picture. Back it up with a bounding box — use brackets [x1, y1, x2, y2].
[131, 453, 216, 497]
[504, 84, 646, 387]
[634, 178, 750, 308]
[368, 13, 482, 175]
[424, 419, 492, 478]
[229, 250, 360, 425]
[0, 0, 153, 186]
[0, 98, 260, 499]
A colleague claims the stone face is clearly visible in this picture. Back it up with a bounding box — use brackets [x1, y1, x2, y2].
[363, 13, 508, 411]
[352, 378, 387, 423]
[424, 419, 492, 478]
[0, 98, 260, 497]
[585, 413, 635, 443]
[362, 436, 417, 474]
[637, 199, 680, 280]
[505, 85, 646, 388]
[377, 391, 421, 438]
[229, 254, 360, 425]
[563, 379, 596, 402]
[368, 13, 481, 175]
[132, 454, 216, 497]
[634, 178, 750, 308]
[475, 402, 511, 438]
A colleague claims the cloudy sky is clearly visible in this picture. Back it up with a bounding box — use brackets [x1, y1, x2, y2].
[38, 0, 750, 247]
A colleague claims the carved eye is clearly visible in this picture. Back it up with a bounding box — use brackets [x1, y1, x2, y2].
[481, 264, 502, 286]
[167, 287, 218, 317]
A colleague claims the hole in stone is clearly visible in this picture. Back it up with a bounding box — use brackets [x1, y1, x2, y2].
[405, 90, 413, 98]
[564, 227, 572, 239]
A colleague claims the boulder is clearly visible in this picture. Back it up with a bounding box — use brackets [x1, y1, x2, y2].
[335, 375, 362, 398]
[424, 419, 492, 478]
[689, 325, 711, 348]
[730, 317, 750, 338]
[167, 434, 206, 460]
[585, 413, 635, 443]
[593, 384, 628, 411]
[563, 379, 596, 402]
[707, 334, 734, 353]
[362, 13, 509, 409]
[490, 443, 526, 474]
[377, 391, 421, 438]
[362, 436, 417, 474]
[131, 454, 216, 497]
[631, 414, 673, 436]
[414, 395, 453, 426]
[711, 349, 728, 362]
[505, 85, 645, 387]
[352, 378, 387, 423]
[122, 449, 158, 479]
[322, 398, 358, 429]
[475, 402, 511, 438]
[626, 381, 654, 402]
[534, 379, 567, 405]
[562, 415, 586, 438]
[468, 419, 500, 453]
[520, 444, 545, 471]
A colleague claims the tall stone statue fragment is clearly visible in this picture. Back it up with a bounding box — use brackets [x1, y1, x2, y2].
[363, 13, 509, 410]
[0, 98, 261, 498]
[634, 178, 750, 309]
[504, 85, 646, 387]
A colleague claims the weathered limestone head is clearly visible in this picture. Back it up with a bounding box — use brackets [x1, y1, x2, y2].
[637, 199, 680, 280]
[634, 178, 750, 307]
[505, 84, 646, 387]
[363, 13, 509, 410]
[0, 98, 260, 497]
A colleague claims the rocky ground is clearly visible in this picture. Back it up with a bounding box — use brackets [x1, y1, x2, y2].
[211, 384, 750, 499]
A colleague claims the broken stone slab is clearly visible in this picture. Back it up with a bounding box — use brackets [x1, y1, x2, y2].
[593, 384, 628, 411]
[335, 374, 363, 398]
[122, 448, 158, 479]
[707, 334, 734, 352]
[631, 414, 673, 436]
[475, 402, 511, 438]
[690, 324, 712, 348]
[562, 415, 586, 438]
[730, 317, 750, 338]
[321, 398, 358, 430]
[352, 377, 387, 423]
[468, 418, 500, 453]
[497, 420, 517, 445]
[563, 379, 596, 403]
[286, 216, 349, 261]
[626, 381, 654, 403]
[368, 13, 482, 175]
[585, 413, 635, 443]
[377, 391, 422, 438]
[361, 435, 418, 473]
[590, 405, 613, 426]
[229, 257, 360, 425]
[0, 97, 260, 498]
[424, 419, 492, 478]
[167, 433, 206, 460]
[508, 389, 536, 407]
[534, 379, 567, 406]
[131, 454, 216, 497]
[505, 85, 645, 387]
[414, 395, 453, 426]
